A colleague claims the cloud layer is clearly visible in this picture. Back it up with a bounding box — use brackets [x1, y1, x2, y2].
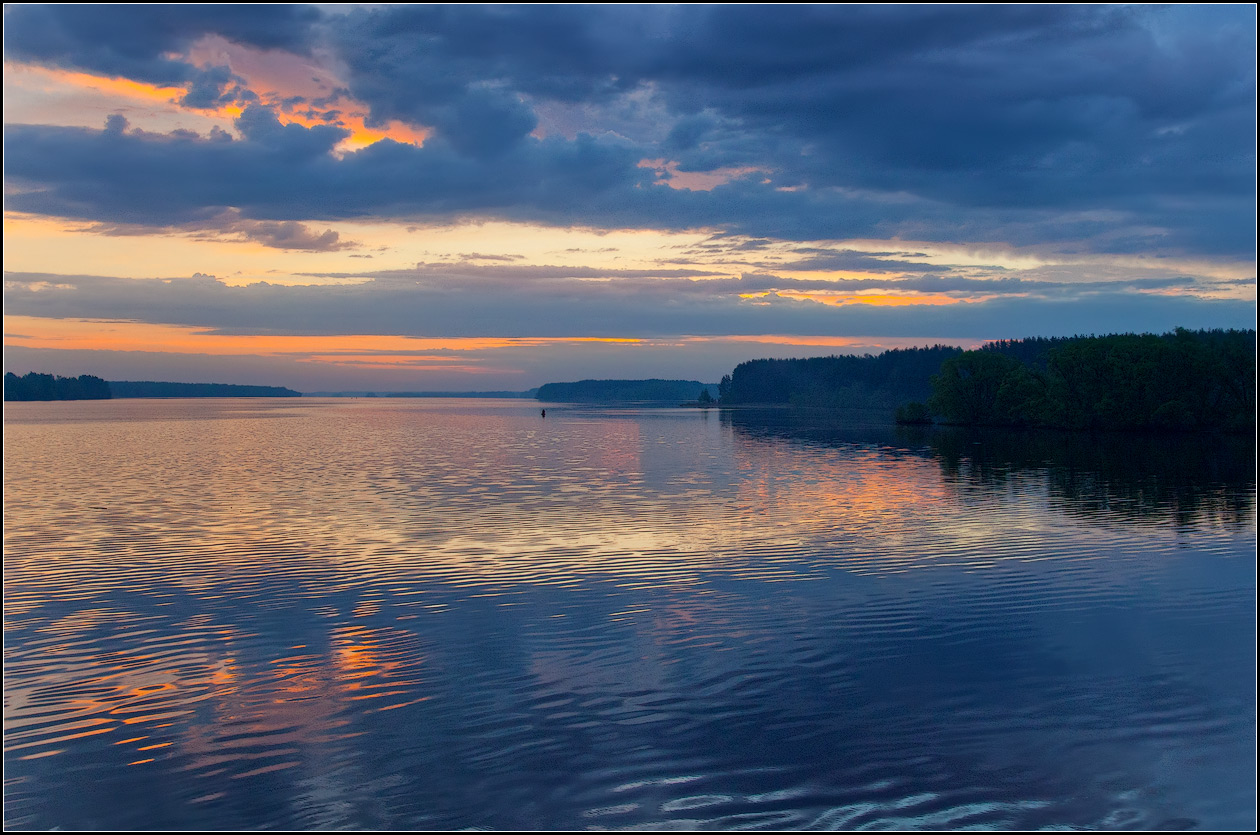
[5, 4, 1256, 255]
[3, 4, 1255, 389]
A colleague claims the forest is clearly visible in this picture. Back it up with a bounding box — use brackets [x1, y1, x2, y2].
[922, 329, 1255, 432]
[108, 381, 301, 398]
[4, 372, 111, 401]
[3, 374, 302, 400]
[719, 345, 964, 409]
[717, 329, 1255, 433]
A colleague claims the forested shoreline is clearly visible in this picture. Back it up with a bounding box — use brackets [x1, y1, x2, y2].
[7, 328, 1254, 429]
[718, 345, 963, 409]
[108, 381, 301, 398]
[3, 373, 301, 401]
[718, 329, 1256, 433]
[3, 372, 112, 401]
[922, 329, 1255, 432]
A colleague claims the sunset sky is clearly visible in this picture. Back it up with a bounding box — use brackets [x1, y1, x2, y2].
[3, 4, 1255, 391]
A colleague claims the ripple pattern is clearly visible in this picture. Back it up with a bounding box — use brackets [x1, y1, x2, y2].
[4, 398, 1255, 830]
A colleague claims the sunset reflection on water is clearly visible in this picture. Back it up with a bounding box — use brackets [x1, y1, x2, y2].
[4, 398, 1255, 830]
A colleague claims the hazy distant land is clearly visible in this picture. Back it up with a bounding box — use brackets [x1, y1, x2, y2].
[3, 373, 301, 401]
[109, 381, 302, 398]
[305, 390, 539, 398]
[7, 328, 1254, 433]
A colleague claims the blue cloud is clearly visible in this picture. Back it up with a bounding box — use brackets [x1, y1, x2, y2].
[5, 269, 1254, 344]
[3, 4, 321, 107]
[3, 5, 1255, 257]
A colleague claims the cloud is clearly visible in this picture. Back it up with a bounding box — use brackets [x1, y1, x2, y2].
[330, 5, 1255, 211]
[6, 269, 1253, 347]
[227, 219, 349, 251]
[3, 5, 1255, 258]
[78, 207, 353, 252]
[3, 4, 321, 107]
[768, 249, 943, 274]
[12, 109, 1250, 259]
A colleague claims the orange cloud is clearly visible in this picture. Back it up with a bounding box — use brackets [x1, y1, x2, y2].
[37, 67, 188, 106]
[274, 108, 429, 152]
[9, 64, 427, 152]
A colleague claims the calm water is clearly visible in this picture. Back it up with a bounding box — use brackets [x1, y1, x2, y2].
[3, 398, 1255, 830]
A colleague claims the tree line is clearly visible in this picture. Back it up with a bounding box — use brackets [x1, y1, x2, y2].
[718, 345, 964, 410]
[107, 381, 300, 398]
[716, 329, 1255, 433]
[922, 329, 1255, 432]
[4, 372, 112, 401]
[4, 374, 303, 401]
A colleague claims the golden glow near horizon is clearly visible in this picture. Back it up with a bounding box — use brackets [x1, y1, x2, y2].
[4, 29, 1254, 390]
[7, 211, 1252, 298]
[2, 316, 643, 356]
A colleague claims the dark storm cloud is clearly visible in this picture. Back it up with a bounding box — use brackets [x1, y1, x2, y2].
[3, 4, 1256, 256]
[11, 108, 1235, 257]
[4, 108, 650, 226]
[330, 5, 1254, 207]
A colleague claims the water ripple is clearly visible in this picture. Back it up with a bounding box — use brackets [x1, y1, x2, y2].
[4, 399, 1254, 830]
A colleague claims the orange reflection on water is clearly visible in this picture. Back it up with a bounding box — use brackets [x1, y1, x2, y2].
[0, 610, 244, 765]
[729, 429, 961, 571]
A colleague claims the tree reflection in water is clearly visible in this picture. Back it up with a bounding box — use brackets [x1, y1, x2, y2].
[723, 407, 1255, 531]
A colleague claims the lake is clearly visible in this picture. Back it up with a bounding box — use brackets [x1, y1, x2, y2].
[3, 398, 1255, 830]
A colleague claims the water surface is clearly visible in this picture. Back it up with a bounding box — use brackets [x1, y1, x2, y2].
[4, 398, 1255, 829]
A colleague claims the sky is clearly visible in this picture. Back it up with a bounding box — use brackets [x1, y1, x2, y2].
[3, 4, 1256, 392]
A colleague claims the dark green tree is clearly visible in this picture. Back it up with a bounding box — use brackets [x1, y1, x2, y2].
[928, 351, 1024, 425]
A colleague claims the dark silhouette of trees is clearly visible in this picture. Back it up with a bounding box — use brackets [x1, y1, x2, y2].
[4, 372, 111, 401]
[894, 401, 932, 425]
[927, 329, 1255, 432]
[721, 345, 964, 408]
[107, 381, 301, 397]
[927, 351, 1024, 425]
[714, 329, 1254, 433]
[4, 374, 304, 400]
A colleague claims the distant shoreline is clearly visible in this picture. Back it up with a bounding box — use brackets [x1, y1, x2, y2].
[3, 373, 302, 401]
